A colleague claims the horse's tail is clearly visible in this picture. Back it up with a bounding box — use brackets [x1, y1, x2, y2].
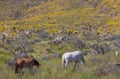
[62, 57, 65, 70]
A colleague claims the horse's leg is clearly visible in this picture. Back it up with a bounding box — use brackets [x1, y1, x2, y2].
[19, 66, 23, 75]
[73, 62, 77, 71]
[15, 64, 19, 74]
[63, 60, 69, 72]
[65, 60, 69, 69]
[15, 67, 18, 74]
[77, 60, 81, 67]
[16, 67, 22, 74]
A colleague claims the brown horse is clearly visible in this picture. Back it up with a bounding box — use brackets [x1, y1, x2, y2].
[15, 58, 40, 74]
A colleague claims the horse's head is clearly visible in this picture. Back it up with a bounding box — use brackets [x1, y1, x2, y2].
[33, 59, 40, 69]
[81, 54, 86, 64]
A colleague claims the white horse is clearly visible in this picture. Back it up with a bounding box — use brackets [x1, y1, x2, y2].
[62, 51, 85, 70]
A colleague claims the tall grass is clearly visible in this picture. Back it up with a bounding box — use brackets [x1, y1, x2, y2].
[0, 49, 120, 79]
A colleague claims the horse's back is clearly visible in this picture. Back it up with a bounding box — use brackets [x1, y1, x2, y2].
[16, 58, 25, 64]
[71, 51, 83, 60]
[23, 58, 33, 62]
[63, 51, 81, 56]
[71, 51, 82, 55]
[62, 51, 82, 61]
[62, 51, 81, 59]
[15, 58, 33, 65]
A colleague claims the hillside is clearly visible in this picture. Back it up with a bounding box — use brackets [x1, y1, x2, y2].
[0, 0, 120, 35]
[0, 0, 120, 79]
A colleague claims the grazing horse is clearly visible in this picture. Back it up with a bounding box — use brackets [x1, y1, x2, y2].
[15, 58, 40, 74]
[62, 51, 85, 70]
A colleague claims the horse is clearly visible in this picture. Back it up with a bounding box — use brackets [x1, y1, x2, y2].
[15, 58, 40, 74]
[62, 51, 85, 71]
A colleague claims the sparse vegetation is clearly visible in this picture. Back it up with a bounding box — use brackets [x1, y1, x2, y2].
[0, 0, 120, 79]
